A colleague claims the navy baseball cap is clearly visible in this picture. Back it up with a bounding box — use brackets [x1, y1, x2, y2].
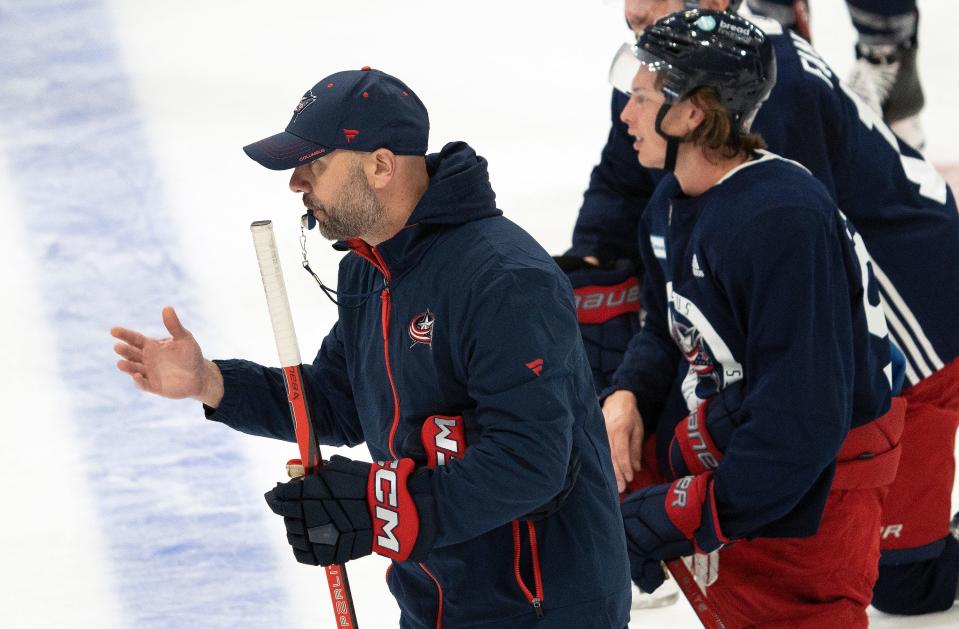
[243, 67, 429, 170]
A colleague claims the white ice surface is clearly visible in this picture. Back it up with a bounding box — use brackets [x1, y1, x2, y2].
[0, 0, 956, 627]
[0, 143, 126, 629]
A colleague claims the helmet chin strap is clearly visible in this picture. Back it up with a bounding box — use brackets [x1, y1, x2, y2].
[655, 102, 685, 172]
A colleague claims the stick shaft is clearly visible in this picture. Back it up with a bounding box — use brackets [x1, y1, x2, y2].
[251, 220, 359, 628]
[664, 559, 728, 629]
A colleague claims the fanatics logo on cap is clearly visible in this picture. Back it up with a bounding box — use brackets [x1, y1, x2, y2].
[343, 129, 360, 143]
[409, 309, 435, 347]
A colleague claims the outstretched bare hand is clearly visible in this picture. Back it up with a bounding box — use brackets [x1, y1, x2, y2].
[111, 306, 223, 407]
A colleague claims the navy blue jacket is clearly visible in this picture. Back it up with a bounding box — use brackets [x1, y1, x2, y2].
[613, 153, 893, 539]
[208, 142, 630, 628]
[571, 23, 959, 388]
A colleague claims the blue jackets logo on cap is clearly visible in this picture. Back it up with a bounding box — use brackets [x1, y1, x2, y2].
[292, 90, 316, 123]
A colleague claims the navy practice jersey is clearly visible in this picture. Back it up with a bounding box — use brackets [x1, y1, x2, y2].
[572, 20, 959, 387]
[611, 153, 893, 538]
[750, 16, 959, 386]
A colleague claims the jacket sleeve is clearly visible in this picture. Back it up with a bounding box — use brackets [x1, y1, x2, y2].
[427, 265, 589, 547]
[204, 321, 364, 448]
[568, 90, 658, 263]
[711, 207, 855, 538]
[605, 210, 682, 425]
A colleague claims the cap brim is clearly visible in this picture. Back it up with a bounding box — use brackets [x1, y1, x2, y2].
[242, 131, 333, 170]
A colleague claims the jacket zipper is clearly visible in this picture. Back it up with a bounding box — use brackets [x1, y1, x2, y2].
[349, 242, 442, 627]
[372, 250, 443, 626]
[370, 246, 402, 460]
[379, 286, 402, 459]
[512, 520, 545, 618]
[348, 242, 403, 459]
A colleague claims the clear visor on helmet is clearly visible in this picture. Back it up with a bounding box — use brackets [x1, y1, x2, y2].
[608, 42, 676, 96]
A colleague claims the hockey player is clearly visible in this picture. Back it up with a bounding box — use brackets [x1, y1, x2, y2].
[747, 0, 926, 148]
[608, 10, 905, 626]
[575, 0, 959, 616]
[111, 68, 631, 628]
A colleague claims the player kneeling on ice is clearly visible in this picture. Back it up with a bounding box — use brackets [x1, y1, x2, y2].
[602, 11, 907, 628]
[111, 68, 631, 628]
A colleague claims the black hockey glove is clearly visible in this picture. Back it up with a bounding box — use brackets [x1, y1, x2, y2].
[552, 256, 642, 393]
[264, 455, 437, 566]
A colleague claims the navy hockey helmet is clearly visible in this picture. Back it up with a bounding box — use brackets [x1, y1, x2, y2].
[611, 9, 776, 169]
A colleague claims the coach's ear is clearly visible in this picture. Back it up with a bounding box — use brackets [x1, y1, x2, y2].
[364, 148, 397, 190]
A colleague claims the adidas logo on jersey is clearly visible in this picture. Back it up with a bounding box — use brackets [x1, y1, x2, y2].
[691, 254, 704, 278]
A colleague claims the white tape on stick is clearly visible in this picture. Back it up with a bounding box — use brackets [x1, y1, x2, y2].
[250, 220, 302, 368]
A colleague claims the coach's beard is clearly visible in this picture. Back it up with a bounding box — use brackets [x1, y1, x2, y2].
[303, 163, 386, 242]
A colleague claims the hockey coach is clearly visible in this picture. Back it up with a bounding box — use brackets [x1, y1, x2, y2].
[111, 67, 631, 628]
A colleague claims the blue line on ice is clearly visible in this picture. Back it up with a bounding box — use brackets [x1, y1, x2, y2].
[0, 1, 290, 626]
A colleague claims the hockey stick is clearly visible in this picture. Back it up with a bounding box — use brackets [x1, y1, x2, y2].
[664, 558, 728, 629]
[251, 220, 360, 629]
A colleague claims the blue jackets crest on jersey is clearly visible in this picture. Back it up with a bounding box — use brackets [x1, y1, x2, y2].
[207, 142, 630, 628]
[612, 154, 893, 539]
